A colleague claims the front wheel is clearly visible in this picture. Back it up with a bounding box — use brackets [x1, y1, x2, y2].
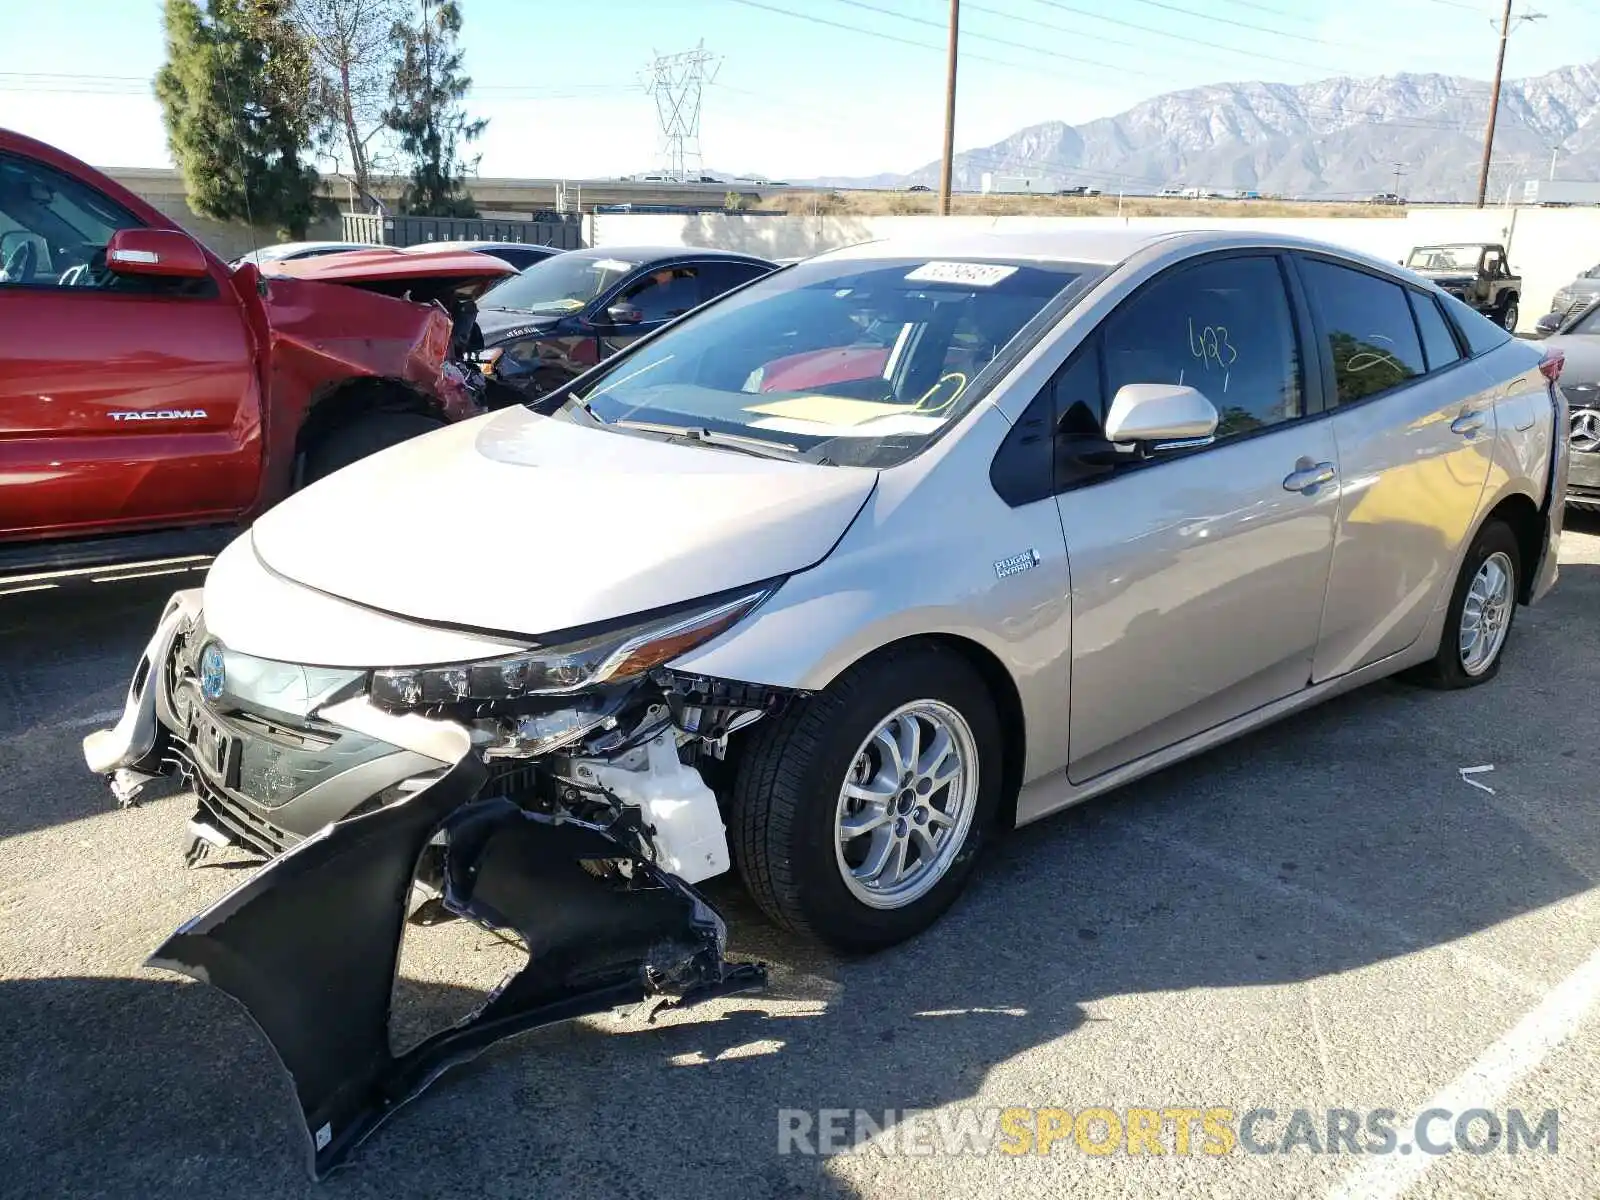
[1406, 519, 1521, 689]
[729, 644, 1003, 952]
[302, 411, 446, 485]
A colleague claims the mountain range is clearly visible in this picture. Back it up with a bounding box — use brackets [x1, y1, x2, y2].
[808, 59, 1600, 201]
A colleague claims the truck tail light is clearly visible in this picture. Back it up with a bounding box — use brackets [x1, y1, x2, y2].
[1540, 348, 1565, 384]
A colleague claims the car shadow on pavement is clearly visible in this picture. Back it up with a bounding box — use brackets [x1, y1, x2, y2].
[7, 563, 1598, 1197]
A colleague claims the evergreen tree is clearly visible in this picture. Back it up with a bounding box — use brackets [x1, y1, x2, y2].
[155, 0, 320, 239]
[384, 0, 485, 216]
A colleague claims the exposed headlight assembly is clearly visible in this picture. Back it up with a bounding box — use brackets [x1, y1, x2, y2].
[214, 650, 366, 719]
[369, 585, 775, 711]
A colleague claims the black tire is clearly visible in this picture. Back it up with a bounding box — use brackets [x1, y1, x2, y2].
[302, 411, 446, 484]
[1406, 519, 1521, 690]
[729, 643, 1003, 952]
[1499, 296, 1520, 331]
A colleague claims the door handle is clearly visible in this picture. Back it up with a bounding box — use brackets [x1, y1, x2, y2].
[1451, 411, 1486, 435]
[1282, 460, 1337, 493]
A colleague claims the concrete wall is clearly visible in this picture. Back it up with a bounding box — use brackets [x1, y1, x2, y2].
[586, 208, 1600, 332]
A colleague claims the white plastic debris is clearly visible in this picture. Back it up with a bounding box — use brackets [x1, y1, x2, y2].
[1459, 764, 1497, 795]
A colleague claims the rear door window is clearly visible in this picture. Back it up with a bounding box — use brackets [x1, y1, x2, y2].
[1299, 258, 1425, 404]
[1409, 291, 1462, 372]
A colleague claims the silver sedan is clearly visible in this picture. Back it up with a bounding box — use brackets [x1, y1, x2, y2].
[86, 229, 1570, 1176]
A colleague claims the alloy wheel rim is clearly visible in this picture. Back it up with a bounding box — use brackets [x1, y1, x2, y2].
[1459, 550, 1514, 676]
[1505, 302, 1519, 330]
[833, 700, 979, 910]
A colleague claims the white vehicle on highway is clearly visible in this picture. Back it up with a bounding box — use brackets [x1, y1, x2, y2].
[85, 229, 1569, 1177]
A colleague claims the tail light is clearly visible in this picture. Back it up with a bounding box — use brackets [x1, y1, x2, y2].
[1540, 348, 1565, 383]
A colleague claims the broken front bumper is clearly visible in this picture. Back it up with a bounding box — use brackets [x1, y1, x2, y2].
[83, 595, 765, 1179]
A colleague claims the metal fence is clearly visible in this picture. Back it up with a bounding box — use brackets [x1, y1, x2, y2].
[342, 212, 585, 249]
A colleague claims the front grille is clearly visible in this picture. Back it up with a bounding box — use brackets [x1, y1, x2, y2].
[173, 741, 297, 858]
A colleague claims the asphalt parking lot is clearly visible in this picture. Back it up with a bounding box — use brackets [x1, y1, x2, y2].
[4, 517, 1600, 1200]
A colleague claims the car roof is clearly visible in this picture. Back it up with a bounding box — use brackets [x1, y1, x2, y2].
[566, 245, 777, 266]
[812, 229, 1173, 267]
[805, 228, 1424, 283]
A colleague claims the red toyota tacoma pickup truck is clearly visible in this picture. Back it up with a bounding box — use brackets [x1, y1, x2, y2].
[0, 129, 514, 578]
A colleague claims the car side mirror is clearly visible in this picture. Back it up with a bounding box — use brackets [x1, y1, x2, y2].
[1103, 383, 1219, 450]
[601, 302, 643, 327]
[1535, 313, 1562, 337]
[105, 228, 209, 279]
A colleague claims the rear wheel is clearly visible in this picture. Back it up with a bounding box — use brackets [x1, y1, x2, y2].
[1406, 519, 1521, 690]
[730, 644, 1003, 952]
[1498, 295, 1520, 331]
[302, 410, 445, 484]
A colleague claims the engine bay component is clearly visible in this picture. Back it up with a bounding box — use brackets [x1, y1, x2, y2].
[553, 730, 730, 883]
[149, 748, 765, 1179]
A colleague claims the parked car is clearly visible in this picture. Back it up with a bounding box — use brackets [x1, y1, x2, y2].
[1534, 297, 1600, 509]
[1544, 262, 1600, 327]
[1369, 193, 1405, 206]
[404, 239, 565, 272]
[470, 245, 777, 406]
[1403, 242, 1522, 330]
[227, 240, 373, 268]
[0, 128, 515, 576]
[907, 184, 932, 192]
[86, 229, 1567, 1177]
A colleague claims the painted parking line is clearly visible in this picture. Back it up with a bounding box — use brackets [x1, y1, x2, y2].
[1127, 823, 1543, 997]
[1326, 938, 1600, 1200]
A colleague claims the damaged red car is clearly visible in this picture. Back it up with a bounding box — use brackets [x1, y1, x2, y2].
[0, 128, 514, 576]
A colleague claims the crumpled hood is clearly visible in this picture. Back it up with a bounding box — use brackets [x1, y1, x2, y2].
[249, 406, 878, 639]
[261, 246, 514, 301]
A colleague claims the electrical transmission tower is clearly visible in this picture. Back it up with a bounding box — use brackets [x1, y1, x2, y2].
[642, 42, 721, 183]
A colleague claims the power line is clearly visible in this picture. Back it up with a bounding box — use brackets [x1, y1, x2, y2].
[827, 0, 1164, 79]
[1110, 0, 1365, 47]
[963, 0, 1334, 72]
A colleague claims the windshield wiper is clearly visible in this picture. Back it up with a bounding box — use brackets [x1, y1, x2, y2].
[611, 419, 799, 460]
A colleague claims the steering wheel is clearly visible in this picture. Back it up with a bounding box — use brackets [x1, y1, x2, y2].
[0, 240, 37, 284]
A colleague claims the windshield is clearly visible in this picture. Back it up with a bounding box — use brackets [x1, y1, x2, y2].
[556, 256, 1096, 468]
[480, 252, 639, 314]
[1407, 246, 1482, 271]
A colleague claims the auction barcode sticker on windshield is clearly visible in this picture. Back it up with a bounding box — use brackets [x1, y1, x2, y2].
[905, 261, 1018, 286]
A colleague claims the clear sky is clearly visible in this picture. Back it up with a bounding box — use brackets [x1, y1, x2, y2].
[4, 0, 1599, 181]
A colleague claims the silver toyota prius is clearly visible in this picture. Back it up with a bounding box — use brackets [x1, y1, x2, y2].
[85, 229, 1570, 1176]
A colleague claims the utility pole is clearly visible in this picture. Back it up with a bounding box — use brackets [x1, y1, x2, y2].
[1475, 1, 1545, 208]
[643, 43, 721, 183]
[1550, 143, 1562, 180]
[1390, 161, 1407, 198]
[938, 0, 959, 216]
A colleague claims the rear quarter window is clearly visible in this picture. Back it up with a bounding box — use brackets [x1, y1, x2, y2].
[1439, 290, 1513, 357]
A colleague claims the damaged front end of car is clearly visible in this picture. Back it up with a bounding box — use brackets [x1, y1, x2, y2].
[83, 584, 794, 1178]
